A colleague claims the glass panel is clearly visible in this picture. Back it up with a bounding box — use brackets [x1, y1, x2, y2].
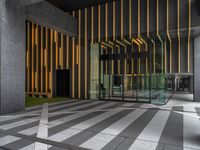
[138, 75, 150, 102]
[110, 74, 122, 101]
[100, 73, 110, 100]
[151, 74, 166, 105]
[124, 75, 137, 101]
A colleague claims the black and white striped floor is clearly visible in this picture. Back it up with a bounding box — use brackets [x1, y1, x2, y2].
[0, 95, 200, 150]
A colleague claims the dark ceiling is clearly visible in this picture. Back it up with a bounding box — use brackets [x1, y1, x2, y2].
[46, 0, 114, 12]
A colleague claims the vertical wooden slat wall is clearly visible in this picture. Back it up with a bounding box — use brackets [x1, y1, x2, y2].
[26, 0, 193, 99]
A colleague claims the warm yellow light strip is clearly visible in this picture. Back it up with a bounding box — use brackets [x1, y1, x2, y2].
[167, 0, 172, 73]
[147, 0, 150, 37]
[117, 46, 120, 74]
[76, 45, 79, 64]
[164, 40, 167, 73]
[27, 22, 30, 92]
[91, 7, 94, 44]
[36, 24, 39, 93]
[132, 39, 140, 46]
[140, 37, 148, 73]
[78, 9, 81, 99]
[177, 0, 180, 74]
[41, 26, 43, 95]
[105, 2, 108, 42]
[66, 35, 69, 69]
[61, 34, 64, 69]
[151, 39, 156, 74]
[55, 31, 59, 69]
[102, 42, 113, 49]
[157, 0, 164, 73]
[138, 0, 141, 74]
[98, 4, 101, 43]
[123, 39, 131, 45]
[50, 30, 53, 96]
[188, 0, 191, 73]
[85, 8, 88, 99]
[113, 1, 116, 41]
[116, 40, 126, 48]
[121, 0, 124, 40]
[129, 0, 132, 39]
[72, 11, 75, 98]
[31, 23, 35, 95]
[138, 0, 141, 36]
[45, 28, 49, 95]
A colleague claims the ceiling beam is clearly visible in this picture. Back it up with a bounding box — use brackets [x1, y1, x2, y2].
[6, 0, 44, 8]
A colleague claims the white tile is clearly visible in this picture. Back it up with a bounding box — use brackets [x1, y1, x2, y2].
[128, 110, 170, 150]
[0, 135, 20, 146]
[81, 109, 147, 150]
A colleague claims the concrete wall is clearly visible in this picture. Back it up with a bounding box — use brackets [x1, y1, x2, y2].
[0, 0, 26, 114]
[0, 0, 77, 114]
[194, 35, 200, 102]
[26, 1, 77, 36]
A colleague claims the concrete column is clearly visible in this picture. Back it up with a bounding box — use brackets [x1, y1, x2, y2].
[0, 0, 26, 114]
[194, 35, 200, 102]
[0, 0, 77, 114]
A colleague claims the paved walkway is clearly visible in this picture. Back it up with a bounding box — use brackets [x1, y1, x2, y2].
[0, 94, 200, 150]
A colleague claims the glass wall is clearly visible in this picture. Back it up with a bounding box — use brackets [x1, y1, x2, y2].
[90, 39, 174, 105]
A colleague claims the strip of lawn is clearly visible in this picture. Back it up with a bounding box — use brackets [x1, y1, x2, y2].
[25, 96, 69, 107]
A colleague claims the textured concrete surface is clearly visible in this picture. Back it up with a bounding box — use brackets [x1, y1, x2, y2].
[6, 0, 44, 8]
[25, 1, 77, 36]
[0, 0, 77, 114]
[0, 0, 25, 114]
[194, 35, 200, 102]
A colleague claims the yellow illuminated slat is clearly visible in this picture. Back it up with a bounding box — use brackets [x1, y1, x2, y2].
[66, 35, 69, 69]
[41, 26, 43, 95]
[72, 11, 75, 98]
[188, 0, 191, 73]
[157, 0, 164, 73]
[61, 34, 64, 69]
[72, 37, 75, 98]
[27, 22, 30, 92]
[138, 46, 141, 74]
[98, 4, 101, 43]
[138, 0, 141, 74]
[55, 31, 59, 69]
[132, 39, 140, 46]
[31, 22, 35, 95]
[105, 2, 108, 42]
[91, 7, 94, 44]
[45, 28, 49, 95]
[85, 8, 88, 99]
[147, 0, 150, 37]
[78, 9, 81, 98]
[138, 0, 141, 36]
[118, 46, 120, 75]
[121, 0, 123, 40]
[129, 0, 132, 39]
[151, 39, 156, 74]
[165, 40, 167, 73]
[36, 24, 39, 93]
[177, 0, 180, 74]
[113, 1, 116, 41]
[76, 45, 79, 64]
[50, 30, 53, 96]
[167, 0, 172, 73]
